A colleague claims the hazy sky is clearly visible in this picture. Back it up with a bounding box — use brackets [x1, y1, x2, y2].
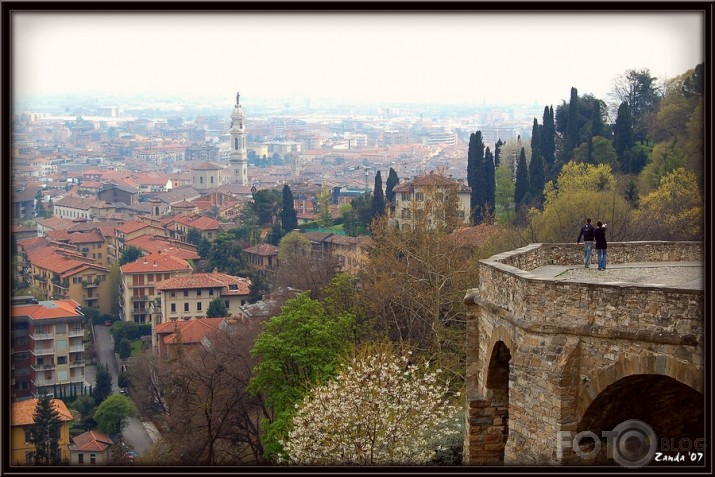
[12, 11, 704, 107]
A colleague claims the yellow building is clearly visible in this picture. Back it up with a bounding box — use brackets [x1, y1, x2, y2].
[119, 252, 193, 324]
[21, 243, 112, 314]
[153, 272, 251, 355]
[11, 398, 73, 465]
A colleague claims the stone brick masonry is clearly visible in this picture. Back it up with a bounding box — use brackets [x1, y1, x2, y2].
[463, 242, 704, 465]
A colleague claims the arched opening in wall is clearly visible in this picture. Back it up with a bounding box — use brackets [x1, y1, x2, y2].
[576, 374, 703, 466]
[485, 340, 511, 463]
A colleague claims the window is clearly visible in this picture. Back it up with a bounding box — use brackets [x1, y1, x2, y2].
[415, 192, 424, 201]
[229, 284, 238, 290]
[24, 429, 31, 443]
[210, 176, 214, 184]
[56, 339, 67, 351]
[171, 291, 175, 297]
[225, 300, 230, 309]
[183, 290, 189, 297]
[57, 356, 67, 365]
[196, 289, 202, 297]
[184, 303, 189, 312]
[25, 451, 34, 464]
[90, 454, 96, 464]
[55, 323, 66, 334]
[209, 289, 214, 296]
[171, 304, 176, 313]
[197, 302, 202, 311]
[200, 176, 204, 184]
[78, 454, 84, 464]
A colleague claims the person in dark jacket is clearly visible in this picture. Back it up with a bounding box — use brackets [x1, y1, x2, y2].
[576, 218, 596, 268]
[594, 221, 608, 270]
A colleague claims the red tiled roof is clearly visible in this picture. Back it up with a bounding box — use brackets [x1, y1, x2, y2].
[11, 299, 83, 320]
[126, 235, 200, 261]
[243, 243, 278, 256]
[115, 221, 151, 234]
[156, 318, 226, 345]
[120, 252, 191, 274]
[26, 246, 88, 275]
[36, 216, 75, 231]
[71, 430, 113, 452]
[191, 162, 223, 171]
[174, 215, 220, 231]
[156, 272, 251, 295]
[12, 399, 73, 427]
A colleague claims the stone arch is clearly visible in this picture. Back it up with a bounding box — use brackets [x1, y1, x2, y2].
[573, 354, 703, 464]
[480, 329, 515, 464]
[577, 353, 703, 425]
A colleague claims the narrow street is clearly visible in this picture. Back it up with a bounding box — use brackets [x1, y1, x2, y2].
[86, 323, 155, 456]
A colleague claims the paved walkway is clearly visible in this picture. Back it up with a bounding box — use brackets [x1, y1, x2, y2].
[529, 261, 703, 290]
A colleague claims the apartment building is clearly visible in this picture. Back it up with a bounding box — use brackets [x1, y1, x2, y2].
[388, 173, 471, 230]
[52, 196, 116, 221]
[119, 252, 193, 324]
[11, 298, 86, 399]
[170, 214, 221, 242]
[11, 398, 73, 465]
[243, 243, 279, 276]
[20, 243, 112, 313]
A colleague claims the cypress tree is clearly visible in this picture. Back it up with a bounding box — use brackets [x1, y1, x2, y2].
[385, 167, 400, 204]
[467, 131, 485, 225]
[494, 139, 503, 168]
[541, 106, 556, 169]
[565, 87, 580, 161]
[94, 364, 112, 405]
[484, 147, 496, 222]
[280, 185, 298, 233]
[514, 147, 530, 205]
[614, 101, 634, 171]
[591, 100, 605, 138]
[31, 396, 62, 465]
[371, 171, 386, 219]
[529, 119, 545, 205]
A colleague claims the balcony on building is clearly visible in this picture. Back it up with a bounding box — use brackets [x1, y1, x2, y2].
[31, 362, 56, 372]
[30, 347, 55, 356]
[30, 331, 54, 341]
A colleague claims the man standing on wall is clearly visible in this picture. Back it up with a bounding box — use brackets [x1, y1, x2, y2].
[576, 218, 596, 268]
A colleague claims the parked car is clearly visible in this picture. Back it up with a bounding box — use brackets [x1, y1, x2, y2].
[104, 320, 113, 326]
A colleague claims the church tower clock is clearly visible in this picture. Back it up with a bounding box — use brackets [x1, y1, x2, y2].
[229, 92, 248, 186]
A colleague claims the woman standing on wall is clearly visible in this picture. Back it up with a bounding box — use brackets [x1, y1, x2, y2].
[594, 221, 607, 270]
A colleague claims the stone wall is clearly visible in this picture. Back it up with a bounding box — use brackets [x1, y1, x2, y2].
[464, 242, 704, 466]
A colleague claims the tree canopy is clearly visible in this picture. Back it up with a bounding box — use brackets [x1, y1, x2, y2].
[94, 393, 138, 436]
[31, 396, 62, 465]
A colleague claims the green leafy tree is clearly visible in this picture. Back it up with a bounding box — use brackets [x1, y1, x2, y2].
[251, 189, 282, 227]
[206, 231, 247, 276]
[249, 292, 356, 460]
[343, 192, 372, 236]
[514, 147, 530, 205]
[371, 171, 386, 219]
[197, 237, 211, 259]
[385, 167, 400, 203]
[317, 187, 333, 228]
[634, 168, 703, 241]
[280, 343, 462, 465]
[119, 245, 143, 265]
[119, 338, 131, 360]
[495, 161, 515, 222]
[206, 297, 228, 318]
[94, 363, 113, 405]
[280, 185, 298, 233]
[31, 396, 62, 465]
[610, 68, 661, 144]
[94, 393, 138, 436]
[186, 228, 202, 246]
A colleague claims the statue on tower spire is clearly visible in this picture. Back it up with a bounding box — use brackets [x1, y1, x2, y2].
[236, 92, 240, 105]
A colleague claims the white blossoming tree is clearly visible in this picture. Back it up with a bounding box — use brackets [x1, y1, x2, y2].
[279, 343, 462, 465]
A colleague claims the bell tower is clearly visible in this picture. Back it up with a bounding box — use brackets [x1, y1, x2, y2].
[229, 92, 248, 186]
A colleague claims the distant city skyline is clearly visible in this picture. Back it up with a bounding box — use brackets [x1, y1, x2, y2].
[12, 11, 704, 109]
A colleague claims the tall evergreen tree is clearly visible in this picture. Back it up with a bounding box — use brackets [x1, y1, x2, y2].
[467, 131, 486, 225]
[514, 147, 530, 205]
[371, 171, 386, 219]
[280, 185, 298, 233]
[385, 167, 400, 204]
[528, 130, 545, 206]
[94, 364, 112, 405]
[484, 147, 496, 222]
[31, 396, 62, 465]
[34, 190, 45, 217]
[494, 139, 503, 168]
[591, 100, 606, 138]
[614, 101, 634, 170]
[541, 106, 556, 169]
[564, 87, 580, 161]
